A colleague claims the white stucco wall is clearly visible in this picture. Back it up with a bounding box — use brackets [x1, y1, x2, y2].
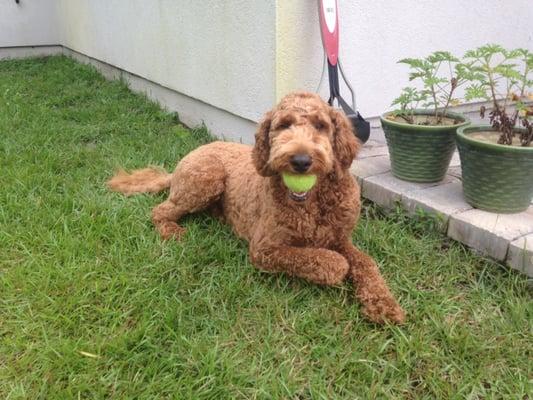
[0, 0, 60, 47]
[276, 0, 533, 119]
[56, 0, 276, 123]
[1, 0, 531, 133]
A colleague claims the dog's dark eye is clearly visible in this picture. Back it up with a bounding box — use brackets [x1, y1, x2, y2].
[313, 121, 327, 131]
[276, 121, 293, 130]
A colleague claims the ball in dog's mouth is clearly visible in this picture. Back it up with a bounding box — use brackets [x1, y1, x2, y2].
[282, 173, 317, 202]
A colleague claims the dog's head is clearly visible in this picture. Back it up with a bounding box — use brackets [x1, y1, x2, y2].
[252, 92, 360, 202]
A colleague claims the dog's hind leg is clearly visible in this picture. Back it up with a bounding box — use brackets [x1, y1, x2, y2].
[152, 153, 226, 240]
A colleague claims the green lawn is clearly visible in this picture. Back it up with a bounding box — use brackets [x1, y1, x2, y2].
[0, 56, 531, 399]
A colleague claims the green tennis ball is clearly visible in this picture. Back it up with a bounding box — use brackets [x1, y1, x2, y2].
[282, 173, 317, 192]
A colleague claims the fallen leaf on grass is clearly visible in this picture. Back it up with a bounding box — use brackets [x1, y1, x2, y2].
[78, 351, 100, 359]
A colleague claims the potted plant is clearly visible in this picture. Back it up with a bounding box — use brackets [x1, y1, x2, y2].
[381, 51, 470, 182]
[457, 45, 533, 213]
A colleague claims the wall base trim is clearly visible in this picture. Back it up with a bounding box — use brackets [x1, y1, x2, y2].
[0, 45, 63, 59]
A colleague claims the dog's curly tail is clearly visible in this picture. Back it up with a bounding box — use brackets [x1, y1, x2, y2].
[107, 167, 172, 196]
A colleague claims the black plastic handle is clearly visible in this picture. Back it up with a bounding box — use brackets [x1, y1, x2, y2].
[326, 61, 370, 143]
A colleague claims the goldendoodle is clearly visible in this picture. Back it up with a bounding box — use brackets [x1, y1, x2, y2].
[108, 92, 405, 324]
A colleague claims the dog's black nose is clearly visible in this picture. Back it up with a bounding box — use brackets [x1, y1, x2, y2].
[290, 154, 312, 173]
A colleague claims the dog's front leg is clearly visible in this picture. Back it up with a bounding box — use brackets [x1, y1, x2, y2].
[250, 244, 350, 286]
[335, 241, 406, 324]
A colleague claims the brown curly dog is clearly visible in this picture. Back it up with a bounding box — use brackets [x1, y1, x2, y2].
[108, 92, 405, 324]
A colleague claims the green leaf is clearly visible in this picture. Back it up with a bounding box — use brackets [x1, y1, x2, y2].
[398, 58, 428, 70]
[423, 76, 447, 87]
[504, 48, 525, 59]
[427, 51, 459, 63]
[408, 72, 427, 81]
[464, 84, 489, 101]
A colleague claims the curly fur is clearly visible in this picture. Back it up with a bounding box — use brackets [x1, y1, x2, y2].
[108, 92, 405, 324]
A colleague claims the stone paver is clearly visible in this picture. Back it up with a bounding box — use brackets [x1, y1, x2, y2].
[507, 234, 533, 276]
[401, 180, 472, 222]
[362, 172, 454, 209]
[449, 151, 461, 167]
[447, 165, 462, 180]
[368, 124, 386, 144]
[447, 207, 533, 261]
[357, 140, 389, 159]
[350, 155, 390, 185]
[350, 122, 533, 277]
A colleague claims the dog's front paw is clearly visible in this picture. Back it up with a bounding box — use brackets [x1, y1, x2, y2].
[361, 295, 406, 325]
[321, 254, 350, 285]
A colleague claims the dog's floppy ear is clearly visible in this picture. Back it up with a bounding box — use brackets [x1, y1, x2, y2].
[330, 108, 361, 170]
[252, 110, 275, 176]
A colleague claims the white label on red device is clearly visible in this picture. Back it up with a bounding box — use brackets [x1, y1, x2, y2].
[322, 0, 337, 33]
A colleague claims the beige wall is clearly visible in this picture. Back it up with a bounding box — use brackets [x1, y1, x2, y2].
[57, 0, 276, 122]
[0, 0, 60, 47]
[276, 0, 533, 119]
[2, 0, 532, 137]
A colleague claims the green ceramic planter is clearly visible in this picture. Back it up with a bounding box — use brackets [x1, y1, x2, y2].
[380, 110, 469, 182]
[456, 125, 533, 213]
